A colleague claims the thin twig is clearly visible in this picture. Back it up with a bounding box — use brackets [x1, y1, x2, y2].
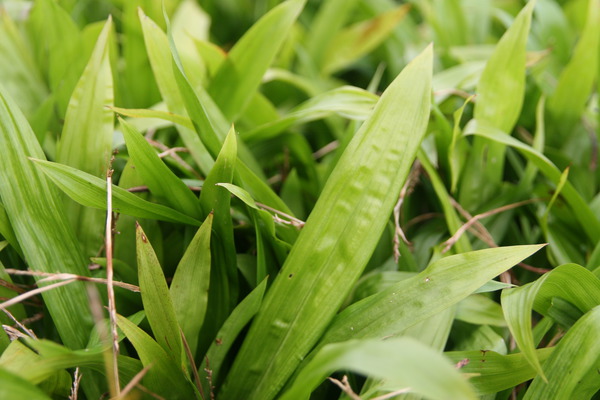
[442, 199, 541, 253]
[5, 270, 139, 292]
[449, 197, 496, 247]
[181, 330, 205, 400]
[119, 364, 152, 399]
[147, 138, 202, 179]
[393, 163, 420, 262]
[1, 308, 36, 339]
[135, 384, 166, 400]
[328, 376, 361, 400]
[0, 279, 76, 310]
[313, 140, 340, 159]
[3, 324, 28, 340]
[370, 388, 413, 400]
[255, 201, 305, 228]
[204, 357, 216, 400]
[127, 185, 202, 193]
[106, 167, 120, 396]
[69, 368, 82, 400]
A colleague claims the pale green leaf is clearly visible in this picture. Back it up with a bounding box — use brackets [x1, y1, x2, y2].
[116, 314, 197, 400]
[501, 263, 600, 379]
[120, 117, 202, 218]
[136, 223, 184, 364]
[524, 305, 600, 399]
[219, 44, 433, 400]
[170, 213, 213, 357]
[322, 5, 410, 75]
[208, 0, 306, 120]
[280, 338, 477, 400]
[0, 87, 92, 350]
[32, 159, 201, 225]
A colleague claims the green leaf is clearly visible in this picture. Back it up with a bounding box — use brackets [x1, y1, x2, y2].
[219, 44, 434, 400]
[139, 8, 214, 174]
[464, 119, 600, 243]
[32, 159, 201, 225]
[111, 106, 193, 129]
[27, 0, 83, 117]
[524, 305, 600, 399]
[0, 87, 92, 350]
[56, 18, 114, 256]
[321, 5, 410, 75]
[216, 182, 259, 210]
[0, 367, 52, 400]
[444, 348, 554, 394]
[242, 86, 378, 143]
[116, 314, 197, 400]
[199, 278, 268, 396]
[120, 118, 202, 218]
[547, 0, 599, 134]
[455, 294, 507, 327]
[170, 213, 213, 357]
[208, 0, 306, 120]
[198, 127, 239, 332]
[318, 245, 543, 347]
[459, 1, 535, 209]
[0, 13, 48, 119]
[280, 338, 477, 400]
[136, 222, 184, 364]
[502, 264, 600, 378]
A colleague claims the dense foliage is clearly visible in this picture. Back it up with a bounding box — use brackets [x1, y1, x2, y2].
[0, 0, 599, 399]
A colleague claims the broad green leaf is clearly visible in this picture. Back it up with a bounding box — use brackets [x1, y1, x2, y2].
[116, 314, 197, 400]
[0, 367, 52, 400]
[199, 278, 268, 396]
[139, 8, 214, 174]
[219, 44, 434, 400]
[444, 348, 554, 394]
[32, 159, 201, 225]
[56, 18, 114, 256]
[455, 294, 506, 327]
[27, 0, 83, 117]
[464, 119, 600, 243]
[321, 5, 410, 75]
[459, 1, 534, 209]
[142, 9, 284, 217]
[502, 263, 600, 379]
[1, 338, 141, 391]
[0, 87, 92, 350]
[136, 223, 184, 364]
[318, 245, 543, 347]
[0, 340, 68, 389]
[208, 0, 305, 120]
[162, 13, 292, 216]
[280, 338, 477, 400]
[0, 201, 22, 256]
[111, 106, 192, 129]
[242, 86, 378, 143]
[303, 0, 360, 71]
[524, 305, 600, 399]
[170, 213, 213, 357]
[195, 127, 239, 350]
[0, 12, 48, 119]
[216, 182, 259, 210]
[120, 118, 202, 218]
[547, 0, 599, 134]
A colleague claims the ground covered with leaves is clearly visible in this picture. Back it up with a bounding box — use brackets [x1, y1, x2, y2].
[0, 0, 599, 399]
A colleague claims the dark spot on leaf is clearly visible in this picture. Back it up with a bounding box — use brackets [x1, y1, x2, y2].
[216, 338, 223, 345]
[288, 274, 293, 278]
